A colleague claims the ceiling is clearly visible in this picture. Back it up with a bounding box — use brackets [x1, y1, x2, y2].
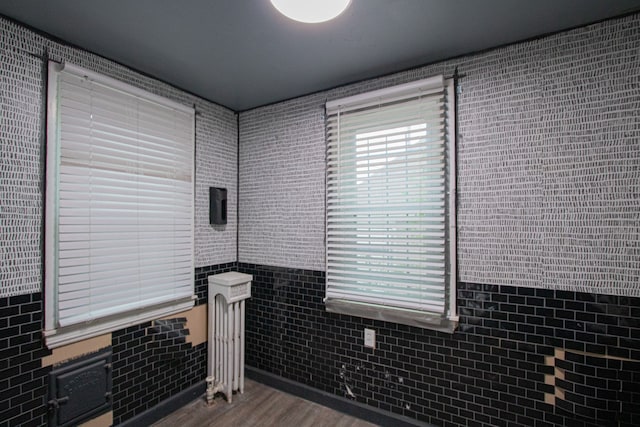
[2, 0, 640, 111]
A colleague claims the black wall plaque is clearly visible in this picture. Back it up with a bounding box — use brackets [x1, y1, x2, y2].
[210, 187, 227, 225]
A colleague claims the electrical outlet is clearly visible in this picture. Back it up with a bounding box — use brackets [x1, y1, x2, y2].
[364, 328, 375, 348]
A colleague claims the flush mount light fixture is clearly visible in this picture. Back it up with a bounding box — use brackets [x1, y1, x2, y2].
[270, 0, 351, 24]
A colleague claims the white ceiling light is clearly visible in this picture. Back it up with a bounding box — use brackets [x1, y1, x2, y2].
[270, 0, 351, 24]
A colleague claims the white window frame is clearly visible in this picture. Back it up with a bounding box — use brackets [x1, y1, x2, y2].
[44, 62, 196, 348]
[324, 76, 457, 332]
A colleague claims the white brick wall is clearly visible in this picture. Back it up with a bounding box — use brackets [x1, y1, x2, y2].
[2, 13, 639, 297]
[0, 18, 237, 297]
[238, 14, 640, 296]
[239, 94, 327, 271]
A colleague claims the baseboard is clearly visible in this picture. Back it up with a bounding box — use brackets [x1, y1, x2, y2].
[118, 381, 205, 426]
[246, 366, 435, 427]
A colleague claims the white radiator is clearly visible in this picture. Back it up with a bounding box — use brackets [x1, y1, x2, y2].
[207, 272, 252, 404]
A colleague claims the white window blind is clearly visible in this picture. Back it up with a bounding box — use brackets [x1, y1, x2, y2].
[325, 76, 457, 331]
[45, 62, 195, 347]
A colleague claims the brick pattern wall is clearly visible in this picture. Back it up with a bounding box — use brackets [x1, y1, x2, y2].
[0, 15, 239, 425]
[238, 13, 640, 296]
[0, 22, 45, 298]
[240, 263, 640, 427]
[0, 263, 234, 426]
[553, 351, 640, 422]
[112, 262, 236, 424]
[111, 323, 206, 424]
[0, 293, 50, 427]
[0, 16, 237, 299]
[239, 94, 327, 271]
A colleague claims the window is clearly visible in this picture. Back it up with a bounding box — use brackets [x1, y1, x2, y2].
[45, 62, 195, 348]
[324, 76, 457, 332]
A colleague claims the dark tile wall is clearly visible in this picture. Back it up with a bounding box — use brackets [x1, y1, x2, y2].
[554, 351, 640, 424]
[0, 263, 235, 426]
[112, 261, 236, 424]
[111, 321, 205, 423]
[0, 293, 50, 427]
[239, 263, 640, 427]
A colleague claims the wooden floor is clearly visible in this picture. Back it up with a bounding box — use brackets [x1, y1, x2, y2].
[152, 379, 378, 427]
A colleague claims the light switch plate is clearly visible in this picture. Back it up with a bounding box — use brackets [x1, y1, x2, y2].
[364, 328, 375, 348]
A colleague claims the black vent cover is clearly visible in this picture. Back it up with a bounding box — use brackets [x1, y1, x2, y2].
[48, 348, 112, 427]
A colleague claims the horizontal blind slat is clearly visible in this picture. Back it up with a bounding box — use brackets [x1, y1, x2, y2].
[52, 64, 195, 329]
[326, 81, 448, 317]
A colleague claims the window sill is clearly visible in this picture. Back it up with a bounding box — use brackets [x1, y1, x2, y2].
[325, 298, 458, 334]
[43, 297, 195, 349]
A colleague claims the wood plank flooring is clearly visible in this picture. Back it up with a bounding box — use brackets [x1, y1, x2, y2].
[152, 379, 378, 427]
